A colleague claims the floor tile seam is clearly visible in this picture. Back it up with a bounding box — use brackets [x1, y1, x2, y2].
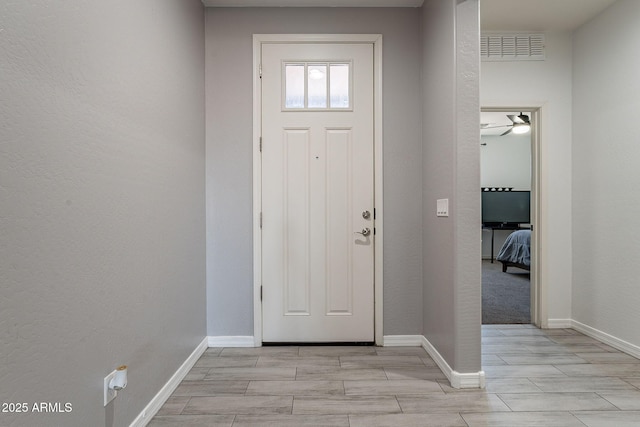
[570, 409, 636, 427]
[344, 391, 449, 400]
[240, 380, 251, 394]
[522, 377, 546, 392]
[554, 364, 640, 377]
[621, 378, 640, 390]
[421, 358, 435, 367]
[396, 391, 502, 399]
[500, 360, 590, 366]
[290, 393, 436, 399]
[530, 375, 640, 385]
[571, 409, 640, 415]
[495, 391, 629, 412]
[495, 354, 508, 365]
[593, 391, 632, 411]
[177, 396, 194, 415]
[436, 379, 448, 393]
[459, 412, 472, 427]
[460, 411, 587, 427]
[497, 391, 616, 397]
[291, 396, 403, 416]
[494, 392, 516, 412]
[394, 395, 404, 413]
[398, 408, 515, 415]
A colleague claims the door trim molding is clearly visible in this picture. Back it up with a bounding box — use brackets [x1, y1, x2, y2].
[253, 34, 383, 345]
[481, 106, 544, 328]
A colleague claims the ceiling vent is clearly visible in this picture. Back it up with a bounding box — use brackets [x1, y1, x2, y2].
[481, 33, 545, 61]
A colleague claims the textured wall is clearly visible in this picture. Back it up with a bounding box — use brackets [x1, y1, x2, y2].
[421, 0, 457, 365]
[453, 0, 481, 373]
[205, 7, 424, 337]
[572, 0, 640, 348]
[421, 0, 481, 374]
[0, 1, 206, 426]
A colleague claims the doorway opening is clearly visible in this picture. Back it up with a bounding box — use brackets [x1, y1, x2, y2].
[481, 108, 541, 326]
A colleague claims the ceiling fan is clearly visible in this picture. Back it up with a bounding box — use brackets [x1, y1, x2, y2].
[481, 113, 531, 136]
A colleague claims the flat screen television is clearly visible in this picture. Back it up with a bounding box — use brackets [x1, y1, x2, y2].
[482, 190, 530, 225]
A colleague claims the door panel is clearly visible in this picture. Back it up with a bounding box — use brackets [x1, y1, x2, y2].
[325, 128, 353, 316]
[261, 43, 374, 342]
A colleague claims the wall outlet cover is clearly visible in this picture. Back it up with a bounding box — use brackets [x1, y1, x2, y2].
[104, 370, 118, 406]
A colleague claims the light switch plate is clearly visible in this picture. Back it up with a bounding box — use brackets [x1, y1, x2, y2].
[437, 199, 449, 217]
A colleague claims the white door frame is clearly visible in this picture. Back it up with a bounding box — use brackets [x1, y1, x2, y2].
[252, 34, 384, 346]
[481, 106, 545, 327]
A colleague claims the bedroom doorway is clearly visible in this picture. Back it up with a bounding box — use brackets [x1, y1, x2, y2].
[481, 108, 540, 325]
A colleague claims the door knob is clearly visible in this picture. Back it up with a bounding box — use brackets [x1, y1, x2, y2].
[355, 227, 371, 237]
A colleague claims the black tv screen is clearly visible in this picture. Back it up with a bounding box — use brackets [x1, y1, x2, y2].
[482, 191, 530, 225]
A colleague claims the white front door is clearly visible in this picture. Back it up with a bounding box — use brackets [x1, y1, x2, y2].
[261, 43, 374, 342]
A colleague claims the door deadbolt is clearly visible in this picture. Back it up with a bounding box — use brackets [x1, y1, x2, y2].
[362, 210, 371, 220]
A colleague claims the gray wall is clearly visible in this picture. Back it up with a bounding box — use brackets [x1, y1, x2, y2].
[0, 1, 206, 425]
[205, 7, 424, 337]
[572, 0, 640, 348]
[421, 0, 481, 373]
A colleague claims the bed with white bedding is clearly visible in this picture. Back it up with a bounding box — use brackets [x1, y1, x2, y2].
[496, 229, 531, 272]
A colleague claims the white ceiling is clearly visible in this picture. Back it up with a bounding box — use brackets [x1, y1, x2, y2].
[480, 0, 618, 32]
[203, 0, 617, 31]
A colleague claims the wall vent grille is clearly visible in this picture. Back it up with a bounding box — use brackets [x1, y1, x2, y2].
[481, 33, 545, 61]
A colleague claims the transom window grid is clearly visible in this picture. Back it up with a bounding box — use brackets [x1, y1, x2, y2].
[283, 61, 353, 111]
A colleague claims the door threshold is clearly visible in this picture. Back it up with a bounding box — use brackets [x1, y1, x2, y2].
[263, 341, 375, 346]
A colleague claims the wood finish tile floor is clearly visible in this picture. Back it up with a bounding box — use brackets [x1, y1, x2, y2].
[151, 326, 640, 426]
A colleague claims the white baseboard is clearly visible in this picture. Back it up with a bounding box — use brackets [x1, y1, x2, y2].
[571, 320, 640, 360]
[207, 336, 256, 347]
[383, 334, 484, 389]
[420, 336, 485, 389]
[383, 335, 423, 346]
[546, 319, 573, 329]
[130, 337, 208, 427]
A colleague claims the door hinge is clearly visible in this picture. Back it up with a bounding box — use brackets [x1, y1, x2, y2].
[259, 212, 262, 229]
[259, 64, 262, 78]
[259, 136, 262, 152]
[260, 285, 263, 301]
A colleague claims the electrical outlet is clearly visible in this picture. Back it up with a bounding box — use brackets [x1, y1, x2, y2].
[104, 370, 118, 406]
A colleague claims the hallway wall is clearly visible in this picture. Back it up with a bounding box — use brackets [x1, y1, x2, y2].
[0, 1, 206, 425]
[421, 0, 482, 375]
[572, 0, 640, 351]
[481, 32, 574, 325]
[205, 7, 424, 337]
